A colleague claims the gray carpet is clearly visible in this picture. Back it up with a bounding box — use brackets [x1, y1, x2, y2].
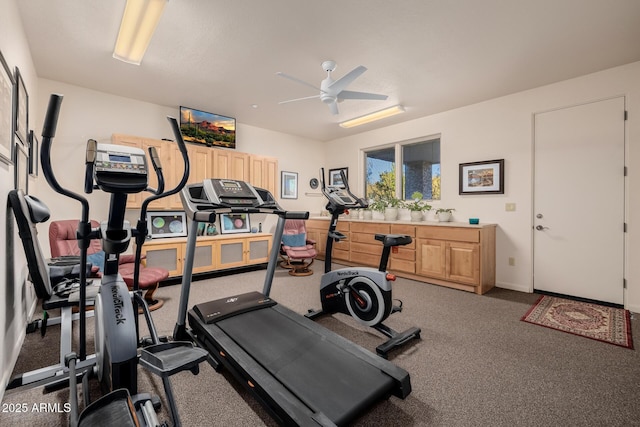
[2, 261, 639, 426]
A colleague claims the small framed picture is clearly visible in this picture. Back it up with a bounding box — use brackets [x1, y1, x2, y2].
[0, 50, 14, 164]
[220, 213, 251, 234]
[459, 159, 504, 195]
[328, 167, 348, 187]
[28, 130, 38, 176]
[281, 171, 298, 199]
[14, 67, 28, 146]
[14, 142, 28, 193]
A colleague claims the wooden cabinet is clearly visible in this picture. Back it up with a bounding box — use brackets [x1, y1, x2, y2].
[138, 233, 272, 278]
[113, 134, 279, 205]
[415, 225, 494, 294]
[306, 219, 349, 262]
[306, 218, 496, 295]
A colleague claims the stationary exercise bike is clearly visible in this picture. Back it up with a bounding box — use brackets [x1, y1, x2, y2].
[307, 168, 421, 358]
[40, 94, 207, 426]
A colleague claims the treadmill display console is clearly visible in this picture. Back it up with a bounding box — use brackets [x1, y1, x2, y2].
[203, 178, 263, 208]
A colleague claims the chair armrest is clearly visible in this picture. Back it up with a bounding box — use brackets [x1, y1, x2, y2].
[119, 254, 146, 264]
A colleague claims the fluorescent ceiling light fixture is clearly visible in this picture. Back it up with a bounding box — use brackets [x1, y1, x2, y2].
[113, 0, 168, 65]
[338, 105, 406, 128]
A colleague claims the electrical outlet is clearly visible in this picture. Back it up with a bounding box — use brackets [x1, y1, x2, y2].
[505, 203, 516, 212]
[508, 257, 516, 266]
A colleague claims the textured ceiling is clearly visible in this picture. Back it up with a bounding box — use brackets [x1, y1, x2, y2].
[16, 0, 640, 141]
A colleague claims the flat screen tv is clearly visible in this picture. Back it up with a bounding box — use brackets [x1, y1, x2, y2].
[180, 106, 236, 149]
[146, 211, 187, 238]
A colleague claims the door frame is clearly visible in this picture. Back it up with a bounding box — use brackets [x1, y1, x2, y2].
[530, 95, 627, 305]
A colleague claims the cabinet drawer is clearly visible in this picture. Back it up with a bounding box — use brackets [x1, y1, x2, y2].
[391, 224, 415, 237]
[350, 222, 390, 234]
[350, 233, 380, 244]
[350, 241, 383, 256]
[390, 247, 415, 261]
[390, 258, 415, 274]
[416, 226, 479, 243]
[333, 249, 350, 261]
[350, 251, 380, 267]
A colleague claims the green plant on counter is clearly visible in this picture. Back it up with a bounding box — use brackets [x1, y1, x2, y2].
[435, 208, 455, 214]
[403, 192, 432, 212]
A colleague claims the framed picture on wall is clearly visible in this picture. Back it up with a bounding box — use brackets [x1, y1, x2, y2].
[0, 50, 14, 164]
[14, 142, 29, 193]
[459, 159, 504, 194]
[281, 171, 298, 199]
[14, 67, 28, 146]
[28, 130, 38, 176]
[328, 167, 348, 187]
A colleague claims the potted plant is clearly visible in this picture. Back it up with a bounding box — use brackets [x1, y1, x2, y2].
[402, 192, 432, 222]
[383, 196, 402, 221]
[368, 197, 387, 220]
[435, 208, 455, 222]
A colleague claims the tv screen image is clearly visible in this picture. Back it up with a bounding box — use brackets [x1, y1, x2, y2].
[147, 211, 187, 238]
[180, 106, 236, 149]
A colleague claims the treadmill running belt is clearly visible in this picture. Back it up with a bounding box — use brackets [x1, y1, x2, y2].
[217, 307, 394, 425]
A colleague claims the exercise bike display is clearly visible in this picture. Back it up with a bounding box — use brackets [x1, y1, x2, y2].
[40, 94, 207, 426]
[306, 168, 421, 358]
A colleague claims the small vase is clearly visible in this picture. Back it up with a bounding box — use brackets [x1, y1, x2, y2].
[363, 210, 373, 220]
[410, 211, 424, 222]
[384, 207, 398, 221]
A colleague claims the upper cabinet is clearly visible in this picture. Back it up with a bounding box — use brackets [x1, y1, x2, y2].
[112, 134, 278, 209]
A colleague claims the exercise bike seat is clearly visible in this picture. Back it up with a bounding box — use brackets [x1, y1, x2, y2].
[375, 233, 412, 247]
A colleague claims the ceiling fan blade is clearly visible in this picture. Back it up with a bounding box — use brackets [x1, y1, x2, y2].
[328, 101, 339, 115]
[338, 90, 388, 101]
[278, 94, 321, 105]
[276, 71, 323, 92]
[327, 65, 367, 93]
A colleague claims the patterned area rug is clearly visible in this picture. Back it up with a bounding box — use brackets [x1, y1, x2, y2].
[521, 295, 633, 349]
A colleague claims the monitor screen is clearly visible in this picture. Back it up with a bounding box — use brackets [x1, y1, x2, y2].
[180, 106, 236, 149]
[146, 211, 187, 238]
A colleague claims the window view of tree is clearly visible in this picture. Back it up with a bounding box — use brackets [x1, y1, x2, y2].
[365, 138, 440, 202]
[365, 147, 395, 201]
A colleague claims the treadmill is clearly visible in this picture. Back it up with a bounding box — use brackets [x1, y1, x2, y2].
[173, 179, 412, 426]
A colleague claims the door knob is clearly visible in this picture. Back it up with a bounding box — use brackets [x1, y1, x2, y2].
[535, 225, 549, 231]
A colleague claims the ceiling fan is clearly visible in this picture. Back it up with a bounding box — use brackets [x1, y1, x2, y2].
[276, 60, 388, 115]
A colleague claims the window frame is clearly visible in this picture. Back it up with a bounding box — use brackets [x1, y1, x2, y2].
[362, 134, 441, 201]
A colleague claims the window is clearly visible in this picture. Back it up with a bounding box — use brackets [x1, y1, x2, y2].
[364, 137, 440, 201]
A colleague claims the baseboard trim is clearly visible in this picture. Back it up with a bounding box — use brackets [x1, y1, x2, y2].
[495, 281, 531, 293]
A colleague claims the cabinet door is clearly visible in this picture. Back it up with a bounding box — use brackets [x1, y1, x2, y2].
[249, 156, 265, 188]
[263, 157, 278, 197]
[230, 152, 249, 181]
[211, 149, 231, 179]
[188, 144, 212, 184]
[141, 242, 183, 277]
[446, 242, 479, 285]
[217, 238, 247, 269]
[191, 240, 216, 274]
[416, 239, 446, 279]
[247, 235, 272, 264]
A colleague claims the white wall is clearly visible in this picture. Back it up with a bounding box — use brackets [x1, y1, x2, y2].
[35, 79, 326, 254]
[0, 0, 40, 401]
[325, 61, 640, 312]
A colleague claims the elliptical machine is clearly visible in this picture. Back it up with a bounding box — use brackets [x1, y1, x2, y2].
[307, 168, 421, 358]
[40, 94, 207, 426]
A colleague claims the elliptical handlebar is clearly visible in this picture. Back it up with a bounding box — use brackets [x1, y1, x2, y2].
[146, 146, 165, 195]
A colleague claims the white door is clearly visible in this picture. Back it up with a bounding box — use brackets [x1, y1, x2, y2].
[533, 97, 625, 304]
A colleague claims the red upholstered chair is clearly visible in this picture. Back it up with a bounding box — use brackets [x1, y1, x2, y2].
[49, 219, 168, 311]
[279, 219, 317, 276]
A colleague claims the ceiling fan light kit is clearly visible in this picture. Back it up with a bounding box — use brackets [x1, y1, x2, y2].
[277, 60, 388, 115]
[113, 0, 168, 65]
[338, 104, 406, 128]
